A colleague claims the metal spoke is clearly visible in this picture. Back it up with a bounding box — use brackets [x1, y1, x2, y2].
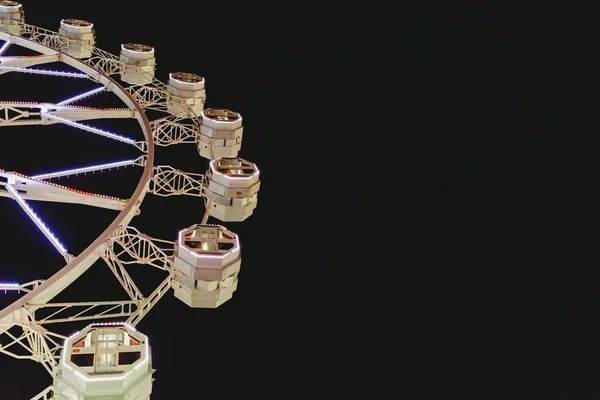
[0, 5, 261, 398]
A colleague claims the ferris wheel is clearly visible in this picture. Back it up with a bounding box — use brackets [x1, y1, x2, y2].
[0, 2, 261, 399]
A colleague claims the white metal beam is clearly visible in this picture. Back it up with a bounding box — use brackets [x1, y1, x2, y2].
[0, 102, 135, 126]
[0, 103, 40, 125]
[0, 65, 89, 78]
[49, 104, 135, 121]
[0, 171, 127, 211]
[57, 86, 106, 105]
[151, 113, 199, 146]
[127, 272, 174, 327]
[102, 252, 145, 301]
[0, 39, 11, 56]
[32, 158, 141, 181]
[0, 53, 60, 69]
[0, 102, 135, 125]
[150, 166, 205, 197]
[4, 184, 69, 257]
[27, 300, 138, 325]
[40, 112, 138, 146]
[0, 281, 45, 294]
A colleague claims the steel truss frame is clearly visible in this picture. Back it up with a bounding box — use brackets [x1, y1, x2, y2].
[0, 17, 229, 399]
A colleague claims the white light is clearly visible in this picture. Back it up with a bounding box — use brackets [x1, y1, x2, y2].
[4, 170, 123, 201]
[178, 225, 240, 259]
[209, 161, 260, 180]
[6, 184, 68, 255]
[0, 65, 89, 78]
[121, 44, 154, 54]
[0, 41, 11, 56]
[200, 110, 240, 125]
[0, 282, 20, 290]
[41, 113, 137, 145]
[57, 86, 105, 105]
[32, 159, 136, 180]
[61, 322, 150, 383]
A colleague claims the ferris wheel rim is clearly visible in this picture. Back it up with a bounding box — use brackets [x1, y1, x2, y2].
[0, 28, 155, 321]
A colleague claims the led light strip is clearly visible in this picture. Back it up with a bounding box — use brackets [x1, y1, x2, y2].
[209, 161, 260, 180]
[0, 65, 89, 78]
[9, 171, 122, 200]
[57, 86, 106, 105]
[5, 184, 68, 255]
[61, 322, 150, 383]
[0, 101, 129, 112]
[178, 225, 240, 259]
[0, 40, 11, 56]
[32, 159, 136, 180]
[41, 113, 136, 145]
[0, 282, 20, 291]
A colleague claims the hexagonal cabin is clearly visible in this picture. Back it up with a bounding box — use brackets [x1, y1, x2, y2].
[197, 108, 243, 160]
[53, 323, 154, 399]
[173, 224, 241, 308]
[204, 157, 260, 222]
